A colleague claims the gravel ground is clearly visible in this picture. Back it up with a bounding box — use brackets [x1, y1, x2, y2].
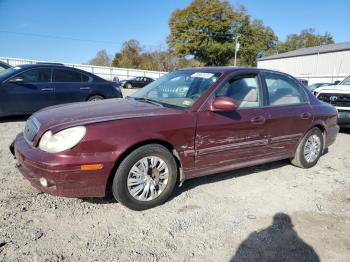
[0, 89, 349, 261]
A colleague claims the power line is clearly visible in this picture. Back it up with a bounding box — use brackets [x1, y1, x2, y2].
[0, 30, 122, 45]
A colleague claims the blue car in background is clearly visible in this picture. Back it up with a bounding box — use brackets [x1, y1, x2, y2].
[0, 63, 122, 117]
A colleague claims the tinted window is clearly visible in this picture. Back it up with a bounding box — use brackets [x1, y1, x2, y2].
[17, 68, 51, 83]
[54, 69, 81, 82]
[81, 74, 90, 82]
[264, 72, 305, 106]
[217, 75, 260, 108]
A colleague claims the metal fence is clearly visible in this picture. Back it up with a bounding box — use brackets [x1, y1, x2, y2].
[0, 56, 167, 81]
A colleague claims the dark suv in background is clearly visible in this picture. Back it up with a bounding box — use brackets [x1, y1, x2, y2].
[0, 63, 122, 117]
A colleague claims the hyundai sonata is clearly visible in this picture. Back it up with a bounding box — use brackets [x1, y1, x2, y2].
[11, 67, 339, 210]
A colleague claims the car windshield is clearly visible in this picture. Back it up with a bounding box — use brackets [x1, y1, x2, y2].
[131, 70, 221, 109]
[340, 75, 350, 85]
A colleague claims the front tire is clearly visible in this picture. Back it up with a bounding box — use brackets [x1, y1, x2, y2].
[112, 144, 178, 210]
[87, 95, 104, 101]
[291, 127, 323, 168]
[126, 83, 133, 89]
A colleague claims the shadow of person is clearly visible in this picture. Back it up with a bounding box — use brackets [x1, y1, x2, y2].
[231, 213, 320, 262]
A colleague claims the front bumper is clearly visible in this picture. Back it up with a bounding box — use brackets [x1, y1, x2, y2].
[12, 133, 115, 198]
[337, 110, 350, 125]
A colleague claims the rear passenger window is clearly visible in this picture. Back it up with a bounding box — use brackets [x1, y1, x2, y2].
[264, 72, 306, 106]
[81, 74, 90, 82]
[54, 69, 81, 82]
[217, 75, 260, 108]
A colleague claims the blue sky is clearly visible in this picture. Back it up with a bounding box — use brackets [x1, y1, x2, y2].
[0, 0, 349, 64]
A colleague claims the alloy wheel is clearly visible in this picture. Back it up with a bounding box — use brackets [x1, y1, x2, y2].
[127, 156, 169, 201]
[303, 134, 321, 163]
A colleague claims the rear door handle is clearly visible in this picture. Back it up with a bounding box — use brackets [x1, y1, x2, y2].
[251, 116, 266, 125]
[300, 112, 311, 119]
[80, 87, 91, 90]
[41, 88, 53, 91]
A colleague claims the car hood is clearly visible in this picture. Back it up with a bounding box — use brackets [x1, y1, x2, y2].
[34, 98, 184, 132]
[314, 85, 350, 93]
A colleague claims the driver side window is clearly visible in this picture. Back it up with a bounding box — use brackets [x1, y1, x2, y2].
[217, 75, 260, 108]
[16, 68, 51, 83]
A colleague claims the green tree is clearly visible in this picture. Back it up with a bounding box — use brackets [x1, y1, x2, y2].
[167, 0, 240, 66]
[111, 39, 142, 68]
[112, 41, 202, 71]
[235, 17, 278, 66]
[88, 49, 111, 66]
[167, 0, 278, 66]
[278, 28, 334, 53]
[139, 49, 202, 71]
[111, 52, 121, 67]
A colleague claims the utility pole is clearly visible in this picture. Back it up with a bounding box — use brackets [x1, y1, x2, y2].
[234, 34, 240, 67]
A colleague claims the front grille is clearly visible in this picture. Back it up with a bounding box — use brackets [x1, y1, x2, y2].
[317, 93, 350, 107]
[24, 117, 40, 144]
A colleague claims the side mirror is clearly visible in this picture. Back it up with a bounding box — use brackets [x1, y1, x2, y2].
[8, 77, 24, 84]
[334, 80, 340, 85]
[210, 97, 238, 112]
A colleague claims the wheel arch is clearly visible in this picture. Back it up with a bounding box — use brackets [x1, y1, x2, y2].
[293, 122, 327, 157]
[86, 94, 105, 101]
[105, 139, 184, 196]
[311, 121, 327, 150]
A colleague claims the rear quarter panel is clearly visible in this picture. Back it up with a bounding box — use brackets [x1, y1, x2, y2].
[309, 90, 338, 128]
[90, 81, 122, 99]
[309, 92, 339, 147]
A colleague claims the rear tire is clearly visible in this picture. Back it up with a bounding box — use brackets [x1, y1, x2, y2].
[291, 127, 323, 168]
[112, 144, 177, 210]
[88, 95, 104, 101]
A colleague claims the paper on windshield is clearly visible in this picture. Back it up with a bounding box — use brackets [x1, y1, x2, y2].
[191, 72, 214, 79]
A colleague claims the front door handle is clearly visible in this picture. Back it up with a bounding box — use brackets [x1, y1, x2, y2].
[41, 88, 53, 91]
[300, 112, 311, 119]
[251, 116, 266, 125]
[80, 87, 91, 90]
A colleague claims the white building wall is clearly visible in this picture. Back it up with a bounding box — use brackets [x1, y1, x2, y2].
[257, 50, 350, 84]
[0, 56, 167, 81]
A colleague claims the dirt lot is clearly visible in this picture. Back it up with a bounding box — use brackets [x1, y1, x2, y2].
[1, 89, 350, 261]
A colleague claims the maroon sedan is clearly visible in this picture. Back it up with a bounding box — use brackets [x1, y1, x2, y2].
[12, 67, 339, 210]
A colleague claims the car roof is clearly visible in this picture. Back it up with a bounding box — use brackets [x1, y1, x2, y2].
[12, 63, 98, 76]
[13, 63, 66, 69]
[178, 66, 290, 75]
[179, 66, 245, 73]
[3, 63, 107, 81]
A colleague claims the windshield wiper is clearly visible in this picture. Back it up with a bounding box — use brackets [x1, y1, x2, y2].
[131, 97, 164, 107]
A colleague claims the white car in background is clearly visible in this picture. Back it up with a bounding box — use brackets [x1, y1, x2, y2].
[313, 75, 350, 125]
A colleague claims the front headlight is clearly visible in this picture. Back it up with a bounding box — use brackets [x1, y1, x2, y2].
[39, 126, 86, 153]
